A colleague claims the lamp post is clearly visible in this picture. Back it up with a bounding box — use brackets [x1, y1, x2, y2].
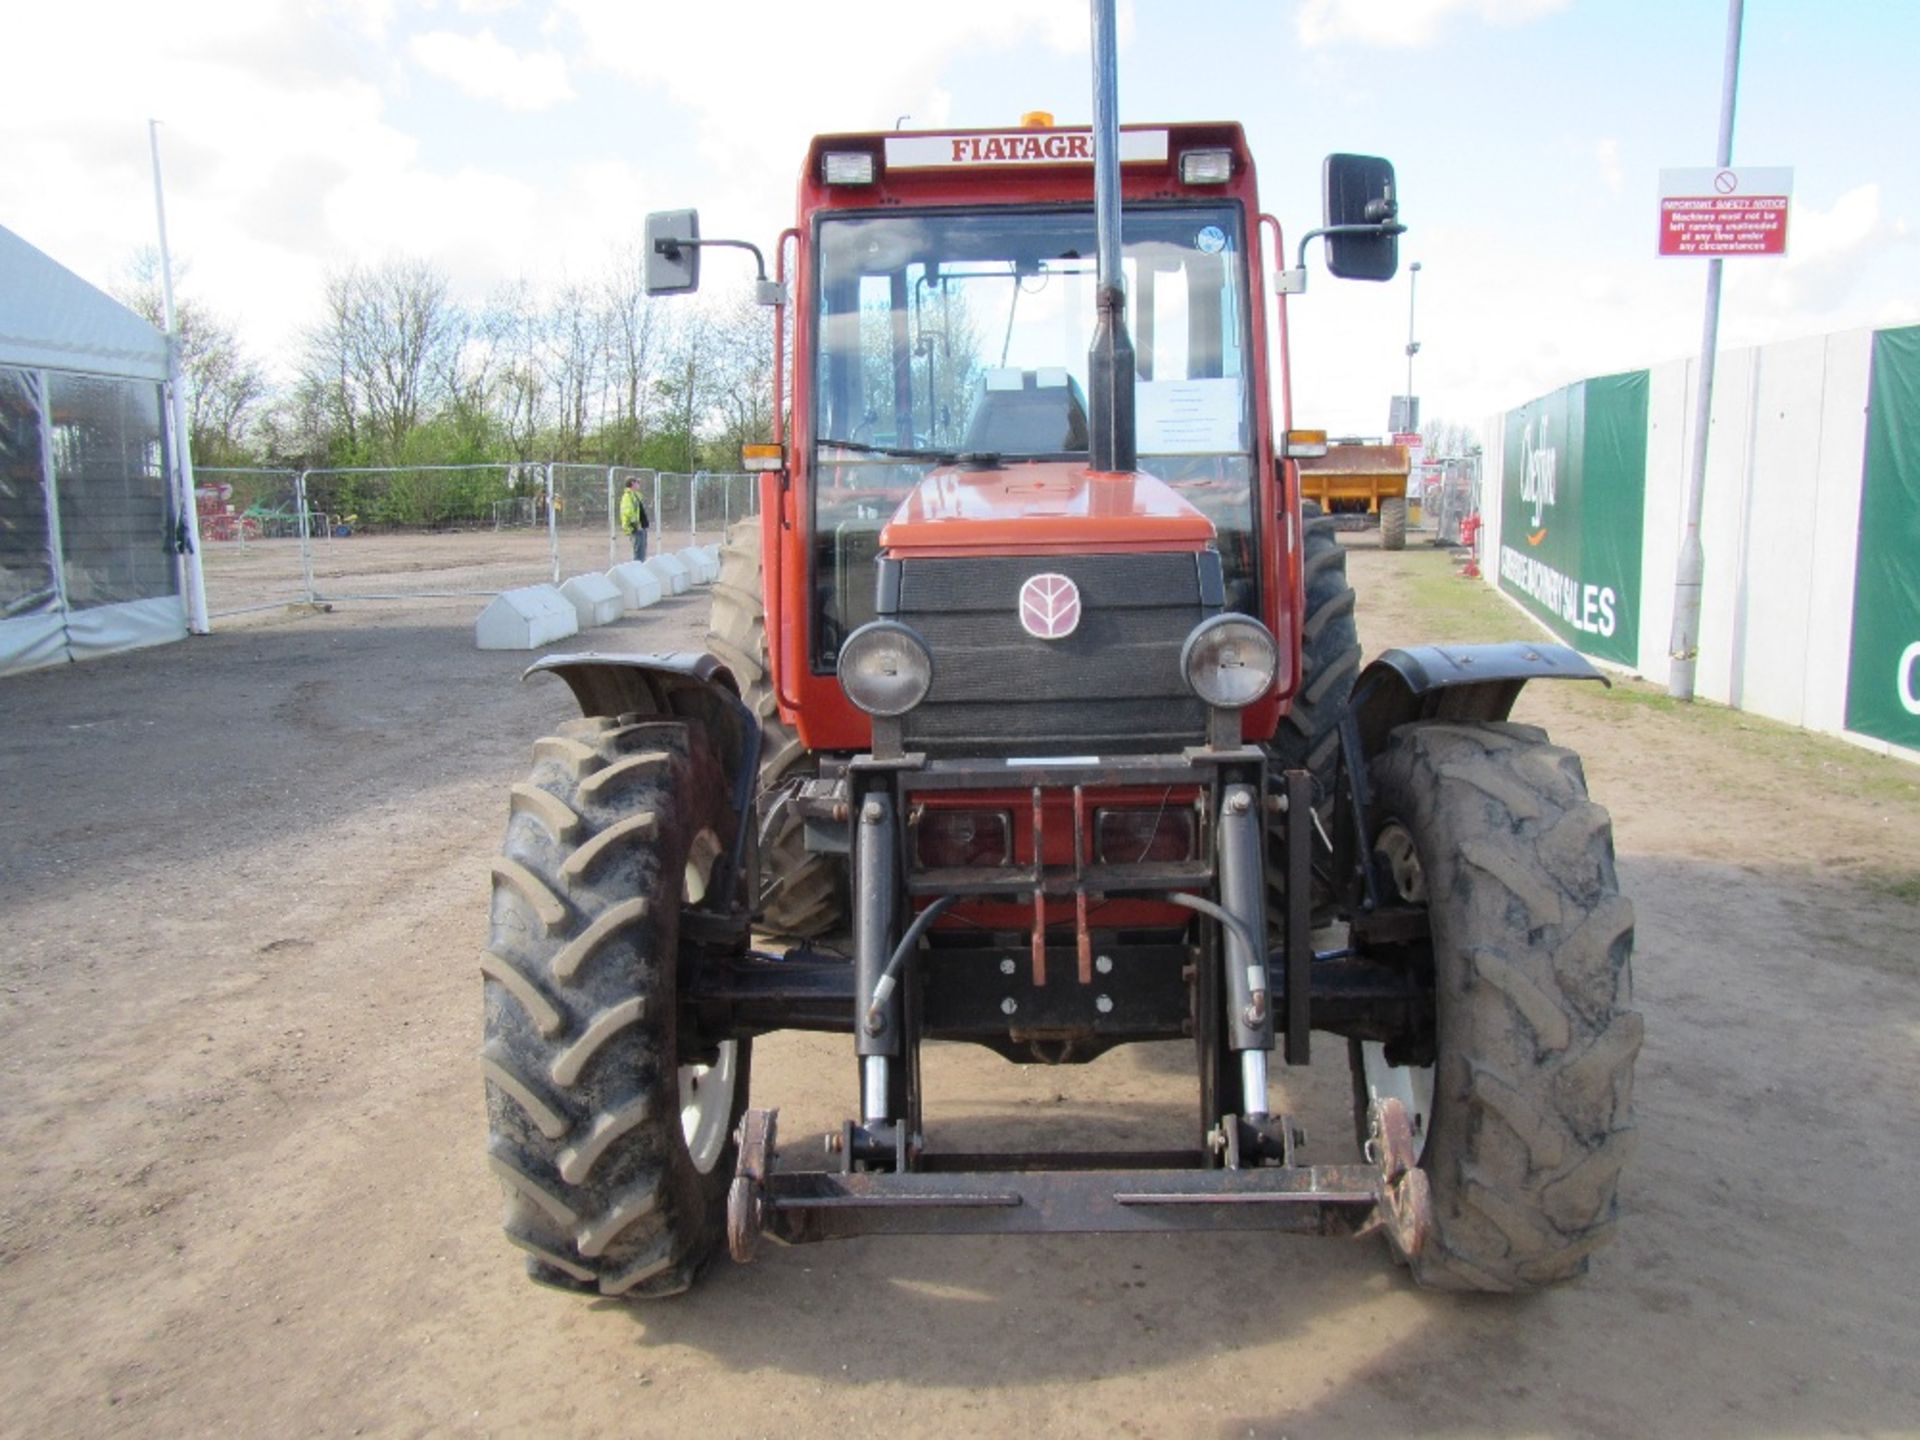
[1403, 260, 1422, 432]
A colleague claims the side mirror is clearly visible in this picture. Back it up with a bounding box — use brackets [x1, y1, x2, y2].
[1322, 154, 1400, 282]
[645, 210, 701, 295]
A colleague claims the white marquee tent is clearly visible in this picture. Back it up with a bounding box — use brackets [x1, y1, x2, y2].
[2, 224, 198, 677]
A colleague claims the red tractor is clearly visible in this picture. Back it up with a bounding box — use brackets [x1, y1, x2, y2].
[481, 10, 1639, 1300]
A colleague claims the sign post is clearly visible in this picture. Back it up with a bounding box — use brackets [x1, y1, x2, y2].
[1664, 0, 1779, 702]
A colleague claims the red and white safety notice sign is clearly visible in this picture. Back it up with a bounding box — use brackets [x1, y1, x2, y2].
[1658, 167, 1793, 257]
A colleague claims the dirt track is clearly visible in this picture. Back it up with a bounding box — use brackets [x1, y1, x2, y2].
[2, 540, 1916, 1439]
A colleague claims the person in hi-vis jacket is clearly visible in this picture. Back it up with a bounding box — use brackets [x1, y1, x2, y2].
[620, 476, 650, 562]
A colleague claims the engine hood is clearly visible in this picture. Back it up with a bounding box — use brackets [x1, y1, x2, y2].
[879, 461, 1214, 558]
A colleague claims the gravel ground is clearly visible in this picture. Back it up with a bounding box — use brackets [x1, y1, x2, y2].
[1, 542, 1916, 1439]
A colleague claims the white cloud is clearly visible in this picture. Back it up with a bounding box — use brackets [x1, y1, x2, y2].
[409, 28, 574, 111]
[1746, 183, 1915, 321]
[554, 0, 1108, 237]
[1295, 0, 1568, 49]
[0, 1, 596, 376]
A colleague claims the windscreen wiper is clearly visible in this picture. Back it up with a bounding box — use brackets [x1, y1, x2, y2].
[816, 436, 1001, 468]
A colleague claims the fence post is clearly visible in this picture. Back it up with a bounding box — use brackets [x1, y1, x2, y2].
[724, 473, 732, 530]
[606, 467, 617, 569]
[545, 463, 561, 584]
[297, 471, 316, 603]
[653, 471, 662, 550]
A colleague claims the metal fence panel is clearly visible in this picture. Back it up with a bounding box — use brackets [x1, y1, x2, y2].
[300, 463, 558, 602]
[195, 467, 314, 617]
[196, 463, 762, 620]
[647, 471, 756, 549]
[550, 463, 624, 572]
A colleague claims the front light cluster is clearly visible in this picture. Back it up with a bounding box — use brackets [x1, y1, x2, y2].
[836, 621, 934, 717]
[1180, 615, 1278, 709]
[838, 613, 1276, 719]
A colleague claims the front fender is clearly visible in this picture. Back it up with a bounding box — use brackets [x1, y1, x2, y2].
[524, 648, 762, 846]
[1349, 642, 1607, 760]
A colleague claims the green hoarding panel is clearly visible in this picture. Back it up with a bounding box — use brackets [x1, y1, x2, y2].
[1844, 325, 1920, 749]
[1497, 370, 1647, 665]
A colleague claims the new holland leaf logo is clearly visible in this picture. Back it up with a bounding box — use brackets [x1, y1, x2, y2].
[1018, 572, 1081, 640]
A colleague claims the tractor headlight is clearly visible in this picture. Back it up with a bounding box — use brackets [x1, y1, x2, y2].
[1180, 615, 1278, 709]
[837, 621, 934, 717]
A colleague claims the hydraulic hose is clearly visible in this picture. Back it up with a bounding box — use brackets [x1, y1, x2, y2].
[1164, 891, 1263, 976]
[863, 895, 959, 1035]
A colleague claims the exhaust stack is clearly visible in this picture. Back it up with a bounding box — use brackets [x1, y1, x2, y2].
[1086, 0, 1136, 474]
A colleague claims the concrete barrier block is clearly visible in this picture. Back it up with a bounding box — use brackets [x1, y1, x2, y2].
[643, 554, 691, 595]
[476, 584, 579, 650]
[606, 561, 664, 610]
[676, 546, 718, 584]
[558, 572, 624, 629]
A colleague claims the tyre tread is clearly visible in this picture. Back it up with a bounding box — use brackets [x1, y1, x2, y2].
[1369, 721, 1640, 1292]
[482, 721, 747, 1300]
[707, 520, 846, 938]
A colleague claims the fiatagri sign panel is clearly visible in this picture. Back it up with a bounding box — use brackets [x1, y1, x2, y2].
[1844, 325, 1920, 751]
[1498, 373, 1649, 667]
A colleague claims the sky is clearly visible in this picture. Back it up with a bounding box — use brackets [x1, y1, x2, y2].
[4, 0, 1916, 438]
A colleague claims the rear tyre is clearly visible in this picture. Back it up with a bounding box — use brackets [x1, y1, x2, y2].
[1365, 721, 1640, 1292]
[483, 716, 750, 1298]
[1380, 497, 1408, 551]
[1268, 501, 1361, 789]
[1265, 501, 1361, 923]
[707, 521, 845, 938]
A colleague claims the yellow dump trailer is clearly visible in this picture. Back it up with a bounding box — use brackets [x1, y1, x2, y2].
[1297, 441, 1413, 550]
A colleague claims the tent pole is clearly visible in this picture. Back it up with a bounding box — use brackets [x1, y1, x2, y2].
[150, 119, 210, 636]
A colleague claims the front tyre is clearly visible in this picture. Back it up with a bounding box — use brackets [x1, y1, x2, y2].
[1366, 721, 1641, 1291]
[482, 716, 750, 1298]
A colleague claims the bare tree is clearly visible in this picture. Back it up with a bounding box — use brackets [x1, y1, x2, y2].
[357, 259, 462, 453]
[707, 293, 775, 455]
[655, 309, 722, 472]
[117, 251, 269, 464]
[601, 244, 661, 458]
[485, 279, 548, 459]
[1420, 418, 1478, 457]
[546, 280, 603, 462]
[298, 258, 464, 462]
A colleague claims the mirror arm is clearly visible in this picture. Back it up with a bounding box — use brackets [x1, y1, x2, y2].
[1294, 221, 1408, 272]
[655, 235, 768, 281]
[653, 236, 785, 306]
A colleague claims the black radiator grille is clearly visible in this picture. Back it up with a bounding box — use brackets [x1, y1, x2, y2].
[887, 553, 1212, 756]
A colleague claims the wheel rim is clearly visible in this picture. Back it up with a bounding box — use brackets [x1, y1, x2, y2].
[1368, 821, 1435, 1161]
[1359, 1040, 1434, 1162]
[679, 1041, 739, 1175]
[679, 826, 739, 1175]
[1375, 822, 1427, 903]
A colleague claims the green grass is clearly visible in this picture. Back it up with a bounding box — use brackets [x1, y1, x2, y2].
[1577, 675, 1920, 813]
[1862, 870, 1920, 904]
[1372, 547, 1539, 645]
[1359, 544, 1920, 816]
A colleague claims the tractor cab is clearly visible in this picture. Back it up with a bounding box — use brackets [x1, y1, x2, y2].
[793, 143, 1276, 741]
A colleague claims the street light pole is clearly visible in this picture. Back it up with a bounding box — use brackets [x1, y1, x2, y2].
[1404, 260, 1422, 430]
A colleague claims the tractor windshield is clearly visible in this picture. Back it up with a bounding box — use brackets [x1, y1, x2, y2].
[809, 204, 1256, 670]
